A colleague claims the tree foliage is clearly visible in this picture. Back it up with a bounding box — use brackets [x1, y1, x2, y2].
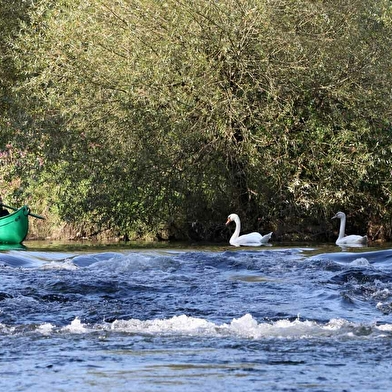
[1, 0, 392, 241]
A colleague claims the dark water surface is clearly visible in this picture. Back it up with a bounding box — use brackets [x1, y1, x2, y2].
[1, 241, 392, 391]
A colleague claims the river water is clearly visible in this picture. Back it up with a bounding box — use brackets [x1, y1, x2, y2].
[1, 241, 392, 391]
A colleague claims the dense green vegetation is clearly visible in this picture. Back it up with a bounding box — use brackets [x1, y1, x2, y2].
[1, 0, 392, 242]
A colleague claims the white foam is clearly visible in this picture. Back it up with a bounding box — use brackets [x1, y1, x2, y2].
[221, 315, 347, 339]
[376, 323, 392, 332]
[31, 314, 392, 339]
[375, 301, 392, 315]
[350, 257, 370, 267]
[41, 259, 78, 270]
[61, 317, 88, 333]
[37, 323, 54, 335]
[89, 252, 179, 274]
[111, 314, 216, 335]
[371, 288, 390, 301]
[324, 318, 352, 330]
[108, 314, 358, 339]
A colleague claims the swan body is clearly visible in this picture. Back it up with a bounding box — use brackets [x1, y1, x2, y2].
[226, 213, 272, 247]
[332, 211, 367, 246]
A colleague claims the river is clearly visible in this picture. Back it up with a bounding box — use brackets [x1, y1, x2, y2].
[1, 241, 392, 391]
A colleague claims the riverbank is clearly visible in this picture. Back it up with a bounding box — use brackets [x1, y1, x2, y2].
[27, 217, 387, 245]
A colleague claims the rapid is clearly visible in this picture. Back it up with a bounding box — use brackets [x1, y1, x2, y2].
[1, 242, 392, 391]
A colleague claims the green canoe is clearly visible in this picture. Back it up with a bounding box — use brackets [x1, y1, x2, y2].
[0, 206, 29, 244]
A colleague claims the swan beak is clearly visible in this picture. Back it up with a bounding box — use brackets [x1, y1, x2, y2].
[225, 218, 231, 225]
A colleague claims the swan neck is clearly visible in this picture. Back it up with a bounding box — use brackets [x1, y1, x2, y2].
[338, 215, 346, 240]
[230, 216, 241, 242]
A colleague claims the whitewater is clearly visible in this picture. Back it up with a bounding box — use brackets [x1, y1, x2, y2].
[1, 243, 392, 391]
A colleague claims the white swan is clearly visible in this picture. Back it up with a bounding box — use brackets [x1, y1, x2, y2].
[332, 211, 367, 246]
[226, 213, 272, 247]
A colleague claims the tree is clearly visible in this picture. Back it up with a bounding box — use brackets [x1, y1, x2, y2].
[7, 0, 392, 241]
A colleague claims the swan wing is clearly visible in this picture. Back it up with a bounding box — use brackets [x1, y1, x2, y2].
[231, 232, 272, 247]
[336, 235, 367, 245]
